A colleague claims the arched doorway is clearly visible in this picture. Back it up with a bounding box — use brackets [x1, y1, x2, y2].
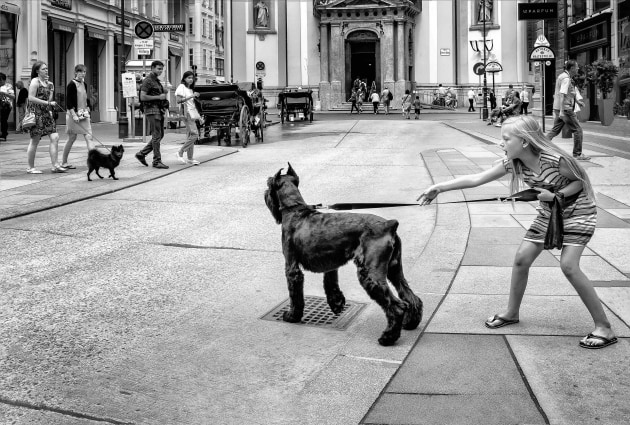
[345, 30, 380, 100]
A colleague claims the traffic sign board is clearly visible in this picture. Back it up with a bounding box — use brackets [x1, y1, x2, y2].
[529, 46, 555, 61]
[134, 39, 154, 49]
[154, 24, 185, 32]
[137, 48, 151, 55]
[473, 62, 485, 76]
[485, 61, 503, 73]
[135, 21, 153, 39]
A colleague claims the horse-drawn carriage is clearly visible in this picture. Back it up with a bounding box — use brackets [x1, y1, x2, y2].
[195, 83, 265, 147]
[279, 88, 313, 123]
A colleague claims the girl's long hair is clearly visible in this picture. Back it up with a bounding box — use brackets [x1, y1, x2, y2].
[30, 61, 47, 80]
[181, 71, 195, 89]
[501, 115, 596, 203]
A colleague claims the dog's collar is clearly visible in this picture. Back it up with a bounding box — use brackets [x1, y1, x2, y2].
[279, 203, 311, 213]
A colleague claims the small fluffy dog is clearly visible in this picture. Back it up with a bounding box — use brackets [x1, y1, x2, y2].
[87, 145, 125, 181]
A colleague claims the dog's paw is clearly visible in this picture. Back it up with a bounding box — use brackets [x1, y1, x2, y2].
[327, 293, 346, 315]
[402, 296, 423, 330]
[282, 309, 303, 323]
[378, 330, 401, 346]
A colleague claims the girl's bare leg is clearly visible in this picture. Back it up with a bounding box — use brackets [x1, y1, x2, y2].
[27, 136, 41, 169]
[61, 133, 78, 165]
[49, 132, 61, 167]
[560, 245, 615, 346]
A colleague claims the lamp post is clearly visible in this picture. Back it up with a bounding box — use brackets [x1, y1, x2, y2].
[482, 15, 488, 120]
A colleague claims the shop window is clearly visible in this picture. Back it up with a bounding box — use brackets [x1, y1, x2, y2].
[570, 0, 587, 23]
[594, 0, 610, 13]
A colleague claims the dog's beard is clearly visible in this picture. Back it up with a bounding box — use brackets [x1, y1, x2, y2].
[264, 187, 283, 224]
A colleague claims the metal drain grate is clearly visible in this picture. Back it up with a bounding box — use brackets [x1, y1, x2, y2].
[261, 295, 367, 330]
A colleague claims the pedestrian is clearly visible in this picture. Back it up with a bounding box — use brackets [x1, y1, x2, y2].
[25, 61, 66, 174]
[489, 90, 497, 109]
[413, 95, 422, 119]
[401, 89, 412, 119]
[0, 72, 15, 141]
[348, 88, 359, 114]
[60, 64, 94, 169]
[381, 86, 391, 114]
[369, 90, 380, 114]
[418, 115, 617, 350]
[520, 85, 530, 115]
[503, 84, 515, 107]
[356, 87, 364, 113]
[175, 70, 201, 165]
[546, 60, 589, 161]
[135, 60, 169, 169]
[467, 87, 476, 112]
[15, 80, 28, 133]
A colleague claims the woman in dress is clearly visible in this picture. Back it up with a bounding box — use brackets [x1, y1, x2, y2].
[25, 61, 65, 174]
[61, 64, 94, 169]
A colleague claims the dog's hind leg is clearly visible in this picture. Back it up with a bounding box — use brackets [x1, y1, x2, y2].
[387, 234, 423, 330]
[87, 167, 93, 181]
[283, 259, 305, 323]
[94, 166, 104, 179]
[323, 270, 345, 314]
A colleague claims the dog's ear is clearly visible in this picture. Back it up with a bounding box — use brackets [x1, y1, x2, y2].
[273, 168, 283, 182]
[286, 163, 299, 186]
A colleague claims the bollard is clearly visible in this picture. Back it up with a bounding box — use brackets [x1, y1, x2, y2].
[118, 117, 128, 139]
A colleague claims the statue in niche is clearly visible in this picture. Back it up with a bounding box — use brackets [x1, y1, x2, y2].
[477, 0, 493, 23]
[255, 1, 269, 28]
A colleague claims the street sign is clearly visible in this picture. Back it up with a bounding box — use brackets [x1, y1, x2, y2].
[473, 62, 485, 76]
[135, 20, 153, 39]
[154, 24, 185, 32]
[134, 39, 154, 49]
[518, 3, 558, 20]
[137, 48, 151, 56]
[529, 46, 555, 61]
[485, 61, 503, 73]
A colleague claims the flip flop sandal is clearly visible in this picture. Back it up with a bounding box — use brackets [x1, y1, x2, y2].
[61, 164, 76, 169]
[485, 315, 520, 329]
[579, 333, 618, 349]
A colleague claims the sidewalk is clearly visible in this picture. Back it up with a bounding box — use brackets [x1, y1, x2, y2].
[0, 123, 239, 221]
[364, 120, 630, 424]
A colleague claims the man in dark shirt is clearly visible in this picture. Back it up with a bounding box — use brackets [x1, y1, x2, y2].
[135, 60, 169, 169]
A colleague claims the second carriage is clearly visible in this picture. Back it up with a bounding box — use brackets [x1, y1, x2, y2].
[195, 83, 265, 147]
[279, 88, 314, 123]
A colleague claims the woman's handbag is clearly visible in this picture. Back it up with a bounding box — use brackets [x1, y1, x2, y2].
[187, 106, 201, 122]
[22, 109, 36, 129]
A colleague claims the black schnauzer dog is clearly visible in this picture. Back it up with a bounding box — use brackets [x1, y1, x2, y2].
[264, 164, 423, 346]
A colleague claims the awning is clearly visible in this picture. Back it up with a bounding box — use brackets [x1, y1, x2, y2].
[168, 46, 183, 57]
[0, 1, 20, 15]
[49, 18, 76, 33]
[86, 27, 108, 41]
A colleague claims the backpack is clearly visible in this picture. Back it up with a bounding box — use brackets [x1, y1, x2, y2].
[388, 91, 393, 101]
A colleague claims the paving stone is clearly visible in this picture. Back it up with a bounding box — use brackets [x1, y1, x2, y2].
[596, 207, 630, 228]
[461, 244, 558, 266]
[588, 229, 630, 274]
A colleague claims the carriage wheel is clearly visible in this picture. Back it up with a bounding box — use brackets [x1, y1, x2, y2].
[239, 106, 251, 148]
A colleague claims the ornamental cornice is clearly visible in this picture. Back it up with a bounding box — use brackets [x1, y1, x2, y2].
[313, 0, 420, 19]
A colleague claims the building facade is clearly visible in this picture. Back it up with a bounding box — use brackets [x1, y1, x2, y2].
[187, 0, 225, 84]
[0, 0, 187, 126]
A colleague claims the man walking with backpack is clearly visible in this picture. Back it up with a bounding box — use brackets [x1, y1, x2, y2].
[381, 86, 393, 114]
[135, 60, 170, 169]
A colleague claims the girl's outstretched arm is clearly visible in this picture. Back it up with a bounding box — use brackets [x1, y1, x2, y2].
[417, 161, 507, 205]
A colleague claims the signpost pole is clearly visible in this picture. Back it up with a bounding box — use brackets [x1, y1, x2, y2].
[119, 0, 126, 129]
[542, 63, 546, 132]
[482, 16, 488, 120]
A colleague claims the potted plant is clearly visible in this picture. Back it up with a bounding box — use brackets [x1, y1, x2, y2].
[587, 59, 619, 126]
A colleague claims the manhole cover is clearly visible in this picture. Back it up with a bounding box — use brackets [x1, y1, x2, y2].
[261, 295, 366, 330]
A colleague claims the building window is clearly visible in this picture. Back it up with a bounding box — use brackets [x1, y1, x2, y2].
[594, 0, 610, 13]
[209, 19, 213, 39]
[206, 50, 213, 69]
[216, 58, 224, 76]
[202, 49, 207, 69]
[202, 18, 207, 37]
[189, 48, 194, 68]
[189, 17, 193, 35]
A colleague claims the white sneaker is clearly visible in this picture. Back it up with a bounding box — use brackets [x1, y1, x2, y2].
[188, 159, 200, 165]
[176, 152, 187, 164]
[26, 168, 43, 174]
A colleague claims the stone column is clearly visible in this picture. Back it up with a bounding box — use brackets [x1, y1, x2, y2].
[25, 0, 43, 74]
[382, 21, 394, 93]
[394, 20, 407, 108]
[329, 23, 343, 107]
[319, 24, 331, 110]
[104, 32, 118, 123]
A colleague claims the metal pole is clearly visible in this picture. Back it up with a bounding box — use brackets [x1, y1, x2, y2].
[119, 0, 126, 122]
[542, 19, 546, 132]
[482, 15, 488, 120]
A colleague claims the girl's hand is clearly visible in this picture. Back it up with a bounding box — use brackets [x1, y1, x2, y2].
[535, 188, 555, 202]
[417, 185, 441, 205]
[193, 92, 200, 98]
[49, 101, 57, 107]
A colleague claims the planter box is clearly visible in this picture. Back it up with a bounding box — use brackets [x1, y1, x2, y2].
[576, 97, 589, 123]
[597, 98, 615, 126]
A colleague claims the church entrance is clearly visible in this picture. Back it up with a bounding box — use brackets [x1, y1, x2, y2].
[345, 31, 380, 100]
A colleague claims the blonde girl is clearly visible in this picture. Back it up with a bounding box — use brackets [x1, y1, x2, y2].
[417, 115, 616, 349]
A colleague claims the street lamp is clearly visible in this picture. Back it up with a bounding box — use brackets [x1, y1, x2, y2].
[482, 16, 488, 120]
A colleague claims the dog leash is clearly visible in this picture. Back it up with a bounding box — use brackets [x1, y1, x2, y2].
[53, 103, 113, 153]
[313, 189, 540, 211]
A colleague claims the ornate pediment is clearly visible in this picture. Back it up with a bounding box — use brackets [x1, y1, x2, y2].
[314, 0, 420, 18]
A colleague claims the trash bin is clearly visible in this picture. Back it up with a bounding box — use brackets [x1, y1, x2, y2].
[118, 117, 128, 139]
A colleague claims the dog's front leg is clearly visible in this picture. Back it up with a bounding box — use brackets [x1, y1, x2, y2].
[283, 261, 304, 323]
[323, 270, 346, 314]
[109, 168, 118, 180]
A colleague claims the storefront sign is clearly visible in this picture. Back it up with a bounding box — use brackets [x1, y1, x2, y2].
[529, 46, 555, 61]
[50, 0, 72, 11]
[518, 3, 557, 20]
[87, 29, 107, 41]
[485, 61, 503, 72]
[121, 72, 137, 98]
[440, 48, 450, 56]
[0, 2, 21, 15]
[569, 22, 608, 50]
[154, 24, 185, 32]
[49, 19, 76, 33]
[116, 16, 131, 28]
